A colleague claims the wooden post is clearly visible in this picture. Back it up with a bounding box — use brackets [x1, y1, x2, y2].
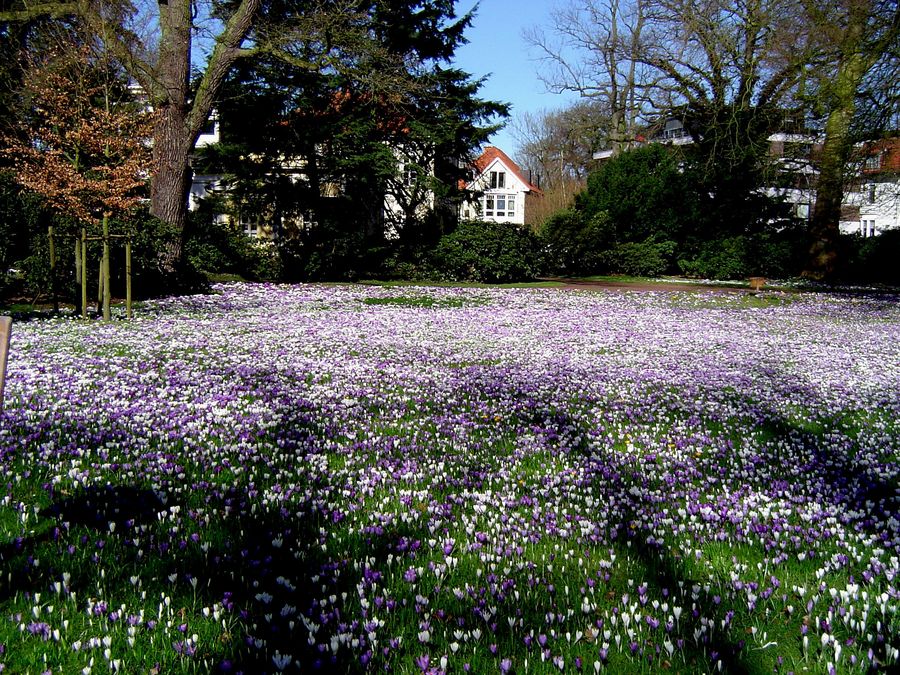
[125, 238, 132, 319]
[81, 228, 88, 319]
[0, 316, 11, 413]
[97, 245, 103, 311]
[48, 225, 58, 314]
[74, 238, 82, 285]
[102, 215, 111, 321]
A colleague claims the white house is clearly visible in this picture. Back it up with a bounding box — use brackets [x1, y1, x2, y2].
[593, 120, 900, 236]
[840, 138, 900, 237]
[188, 112, 223, 211]
[460, 147, 543, 226]
[382, 146, 436, 238]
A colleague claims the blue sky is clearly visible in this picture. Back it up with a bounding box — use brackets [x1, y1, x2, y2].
[451, 0, 579, 158]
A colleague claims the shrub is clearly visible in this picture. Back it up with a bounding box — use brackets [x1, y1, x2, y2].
[679, 236, 751, 280]
[184, 206, 281, 282]
[842, 230, 900, 285]
[277, 221, 382, 283]
[539, 210, 613, 276]
[678, 228, 808, 281]
[0, 172, 48, 298]
[601, 238, 678, 277]
[116, 210, 206, 297]
[579, 145, 698, 242]
[745, 228, 806, 278]
[378, 249, 438, 281]
[431, 220, 542, 283]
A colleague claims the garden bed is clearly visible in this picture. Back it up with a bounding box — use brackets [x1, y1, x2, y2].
[1, 283, 898, 672]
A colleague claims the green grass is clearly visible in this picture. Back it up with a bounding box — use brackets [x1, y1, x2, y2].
[205, 272, 249, 283]
[575, 274, 651, 284]
[360, 295, 477, 309]
[666, 292, 797, 309]
[355, 279, 564, 289]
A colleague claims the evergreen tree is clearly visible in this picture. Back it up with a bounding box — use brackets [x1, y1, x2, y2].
[0, 0, 464, 276]
[197, 1, 506, 278]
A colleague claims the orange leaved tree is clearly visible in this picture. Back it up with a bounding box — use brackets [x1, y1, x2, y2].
[2, 47, 154, 318]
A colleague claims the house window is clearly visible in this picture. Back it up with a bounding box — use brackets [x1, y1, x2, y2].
[865, 154, 882, 170]
[400, 163, 417, 187]
[241, 219, 259, 239]
[869, 183, 877, 203]
[484, 195, 495, 216]
[496, 194, 506, 215]
[507, 195, 516, 216]
[490, 171, 505, 189]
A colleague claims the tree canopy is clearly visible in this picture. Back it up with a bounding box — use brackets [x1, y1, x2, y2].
[195, 5, 506, 264]
[529, 0, 900, 278]
[0, 0, 487, 275]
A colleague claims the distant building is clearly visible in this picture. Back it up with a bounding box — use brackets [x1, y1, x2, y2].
[842, 138, 900, 237]
[460, 147, 543, 226]
[592, 120, 900, 236]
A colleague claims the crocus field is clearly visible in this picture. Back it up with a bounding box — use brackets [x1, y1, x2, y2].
[1, 283, 899, 674]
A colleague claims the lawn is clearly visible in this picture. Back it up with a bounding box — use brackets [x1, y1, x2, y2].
[1, 283, 898, 673]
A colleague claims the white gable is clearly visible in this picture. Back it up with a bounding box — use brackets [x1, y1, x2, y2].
[468, 157, 531, 195]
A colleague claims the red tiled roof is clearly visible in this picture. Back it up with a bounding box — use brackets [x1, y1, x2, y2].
[463, 146, 542, 193]
[862, 137, 900, 175]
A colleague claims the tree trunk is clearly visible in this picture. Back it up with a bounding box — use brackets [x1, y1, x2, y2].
[805, 6, 870, 280]
[145, 0, 261, 276]
[807, 107, 852, 279]
[149, 0, 193, 275]
[149, 107, 192, 274]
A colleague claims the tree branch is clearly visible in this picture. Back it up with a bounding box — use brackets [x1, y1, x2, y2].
[0, 2, 77, 21]
[189, 0, 261, 141]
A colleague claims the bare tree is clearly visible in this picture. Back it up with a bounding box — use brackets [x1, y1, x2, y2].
[641, 0, 811, 147]
[526, 0, 651, 155]
[530, 0, 813, 148]
[511, 102, 609, 223]
[513, 102, 608, 185]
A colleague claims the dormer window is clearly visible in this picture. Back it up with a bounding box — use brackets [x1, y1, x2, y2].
[490, 171, 505, 189]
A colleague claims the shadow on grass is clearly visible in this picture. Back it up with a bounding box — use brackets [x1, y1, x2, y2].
[1, 354, 898, 672]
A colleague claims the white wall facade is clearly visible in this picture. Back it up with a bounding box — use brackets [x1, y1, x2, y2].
[841, 181, 900, 236]
[460, 157, 530, 226]
[382, 150, 435, 238]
